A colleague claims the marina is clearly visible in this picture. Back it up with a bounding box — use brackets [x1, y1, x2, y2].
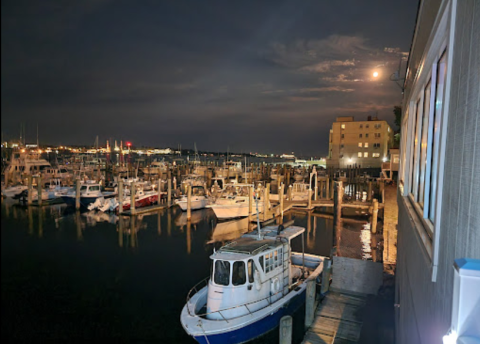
[1, 150, 394, 343]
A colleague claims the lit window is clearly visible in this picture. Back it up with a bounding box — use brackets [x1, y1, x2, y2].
[358, 142, 362, 147]
[364, 143, 369, 148]
[341, 124, 346, 129]
[358, 152, 362, 157]
[373, 153, 380, 158]
[364, 152, 368, 158]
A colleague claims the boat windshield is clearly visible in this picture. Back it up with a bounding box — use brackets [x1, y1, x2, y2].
[214, 260, 230, 286]
[80, 186, 88, 192]
[232, 261, 246, 286]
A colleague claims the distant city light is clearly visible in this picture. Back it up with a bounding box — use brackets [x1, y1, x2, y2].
[373, 71, 379, 78]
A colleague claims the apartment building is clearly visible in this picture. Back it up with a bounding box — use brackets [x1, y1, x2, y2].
[326, 116, 394, 169]
[396, 0, 479, 343]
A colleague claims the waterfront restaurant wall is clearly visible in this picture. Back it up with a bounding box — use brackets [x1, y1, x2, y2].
[396, 0, 480, 343]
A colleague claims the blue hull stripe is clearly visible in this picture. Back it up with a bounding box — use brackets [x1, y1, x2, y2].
[193, 289, 305, 344]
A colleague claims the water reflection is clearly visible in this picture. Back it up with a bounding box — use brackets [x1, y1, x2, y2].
[1, 198, 351, 342]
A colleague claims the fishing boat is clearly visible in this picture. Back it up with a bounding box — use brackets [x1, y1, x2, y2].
[180, 221, 326, 344]
[61, 181, 114, 208]
[207, 183, 264, 220]
[175, 185, 209, 211]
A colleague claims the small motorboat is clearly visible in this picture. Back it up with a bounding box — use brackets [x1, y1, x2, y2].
[207, 183, 264, 220]
[181, 222, 326, 344]
[61, 181, 113, 208]
[175, 186, 209, 211]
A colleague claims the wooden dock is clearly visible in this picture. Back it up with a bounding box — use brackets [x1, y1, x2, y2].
[302, 292, 367, 344]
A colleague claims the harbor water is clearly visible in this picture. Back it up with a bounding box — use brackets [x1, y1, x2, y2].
[1, 197, 368, 343]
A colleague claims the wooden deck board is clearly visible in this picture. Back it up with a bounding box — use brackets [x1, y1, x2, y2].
[302, 292, 367, 344]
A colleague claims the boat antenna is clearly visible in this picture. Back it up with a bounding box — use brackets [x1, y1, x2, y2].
[254, 186, 262, 240]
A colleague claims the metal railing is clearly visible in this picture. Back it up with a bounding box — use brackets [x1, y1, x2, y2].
[185, 276, 304, 321]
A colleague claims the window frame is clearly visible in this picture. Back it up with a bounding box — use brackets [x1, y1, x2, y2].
[398, 0, 456, 282]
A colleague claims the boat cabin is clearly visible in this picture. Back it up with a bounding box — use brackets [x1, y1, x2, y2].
[79, 183, 102, 196]
[206, 226, 305, 320]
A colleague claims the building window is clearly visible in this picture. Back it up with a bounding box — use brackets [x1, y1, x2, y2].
[373, 153, 380, 158]
[359, 134, 363, 138]
[341, 124, 345, 129]
[359, 124, 363, 129]
[374, 124, 381, 129]
[407, 49, 448, 225]
[341, 144, 344, 148]
[365, 124, 369, 128]
[341, 134, 344, 138]
[357, 152, 362, 158]
[366, 133, 369, 138]
[373, 143, 380, 148]
[364, 143, 369, 148]
[358, 142, 362, 147]
[364, 152, 368, 158]
[374, 133, 381, 138]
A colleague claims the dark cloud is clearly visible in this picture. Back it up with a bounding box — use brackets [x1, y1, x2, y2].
[1, 0, 418, 156]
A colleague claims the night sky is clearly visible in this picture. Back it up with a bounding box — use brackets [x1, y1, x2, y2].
[1, 0, 419, 156]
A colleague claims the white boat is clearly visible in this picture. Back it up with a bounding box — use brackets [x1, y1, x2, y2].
[61, 181, 112, 208]
[181, 223, 326, 344]
[175, 186, 209, 211]
[1, 184, 28, 198]
[3, 151, 51, 183]
[141, 160, 168, 176]
[208, 183, 264, 220]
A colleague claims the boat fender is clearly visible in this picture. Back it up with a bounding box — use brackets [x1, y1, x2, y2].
[254, 271, 262, 291]
[271, 277, 280, 294]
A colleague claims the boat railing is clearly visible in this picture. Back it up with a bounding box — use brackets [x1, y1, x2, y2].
[186, 276, 303, 321]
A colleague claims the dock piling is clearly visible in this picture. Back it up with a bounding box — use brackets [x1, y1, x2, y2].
[371, 198, 378, 234]
[118, 179, 124, 214]
[279, 315, 293, 344]
[37, 176, 42, 206]
[27, 175, 33, 205]
[320, 258, 332, 294]
[187, 185, 192, 220]
[305, 279, 316, 329]
[130, 182, 136, 215]
[75, 179, 81, 210]
[167, 179, 172, 207]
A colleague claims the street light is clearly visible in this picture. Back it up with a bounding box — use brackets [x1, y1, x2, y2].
[373, 71, 379, 78]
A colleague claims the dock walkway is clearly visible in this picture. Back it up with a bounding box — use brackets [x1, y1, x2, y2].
[302, 292, 367, 344]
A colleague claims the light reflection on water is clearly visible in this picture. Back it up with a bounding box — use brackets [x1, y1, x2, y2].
[1, 198, 370, 342]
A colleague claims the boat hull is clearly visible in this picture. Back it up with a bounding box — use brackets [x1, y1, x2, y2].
[185, 288, 306, 344]
[211, 203, 264, 220]
[62, 195, 103, 208]
[176, 197, 208, 211]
